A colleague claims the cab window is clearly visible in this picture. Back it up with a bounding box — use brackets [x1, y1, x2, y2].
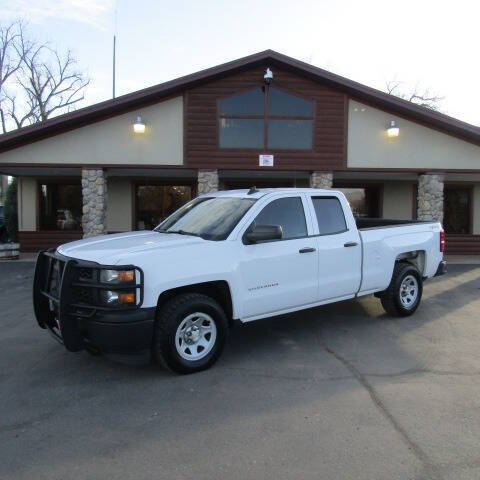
[253, 197, 307, 239]
[312, 197, 347, 235]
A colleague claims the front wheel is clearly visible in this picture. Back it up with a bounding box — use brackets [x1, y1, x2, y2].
[153, 293, 228, 374]
[380, 263, 423, 317]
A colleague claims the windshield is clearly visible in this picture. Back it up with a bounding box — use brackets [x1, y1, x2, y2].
[155, 196, 256, 240]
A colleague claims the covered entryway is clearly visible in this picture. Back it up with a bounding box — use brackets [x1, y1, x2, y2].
[107, 168, 197, 232]
[3, 166, 198, 252]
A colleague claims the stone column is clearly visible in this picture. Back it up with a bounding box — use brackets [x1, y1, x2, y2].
[310, 171, 333, 189]
[197, 169, 219, 194]
[417, 173, 444, 223]
[82, 168, 107, 238]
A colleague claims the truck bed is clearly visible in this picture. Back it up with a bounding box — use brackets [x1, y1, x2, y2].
[355, 217, 442, 295]
[355, 217, 430, 230]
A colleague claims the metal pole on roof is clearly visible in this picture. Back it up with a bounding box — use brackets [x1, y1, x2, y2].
[112, 0, 118, 98]
[113, 35, 116, 98]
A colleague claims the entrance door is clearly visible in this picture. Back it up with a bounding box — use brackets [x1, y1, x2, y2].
[238, 194, 319, 319]
[135, 185, 193, 230]
[334, 185, 382, 218]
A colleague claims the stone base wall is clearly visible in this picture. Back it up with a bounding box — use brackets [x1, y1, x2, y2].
[310, 171, 333, 189]
[417, 174, 444, 223]
[0, 243, 20, 259]
[82, 169, 107, 238]
[198, 169, 219, 194]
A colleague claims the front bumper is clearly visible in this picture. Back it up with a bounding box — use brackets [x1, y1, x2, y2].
[33, 250, 155, 360]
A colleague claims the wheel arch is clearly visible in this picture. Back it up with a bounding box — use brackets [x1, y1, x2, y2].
[395, 250, 426, 276]
[157, 280, 234, 323]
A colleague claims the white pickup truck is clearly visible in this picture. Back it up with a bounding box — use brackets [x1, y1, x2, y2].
[33, 188, 446, 374]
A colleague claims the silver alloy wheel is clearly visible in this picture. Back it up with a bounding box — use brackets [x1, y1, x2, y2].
[399, 274, 418, 309]
[175, 312, 217, 361]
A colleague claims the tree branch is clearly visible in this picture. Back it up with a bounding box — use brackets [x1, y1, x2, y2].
[385, 78, 444, 111]
[0, 21, 89, 131]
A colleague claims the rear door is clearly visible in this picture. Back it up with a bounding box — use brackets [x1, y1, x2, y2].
[307, 195, 362, 301]
[238, 194, 319, 319]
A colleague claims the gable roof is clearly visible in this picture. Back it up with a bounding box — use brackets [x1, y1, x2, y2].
[0, 49, 479, 153]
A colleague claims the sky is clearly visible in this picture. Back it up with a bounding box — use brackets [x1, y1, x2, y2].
[1, 0, 478, 126]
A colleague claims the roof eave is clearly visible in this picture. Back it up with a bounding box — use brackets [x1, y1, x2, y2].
[0, 49, 478, 152]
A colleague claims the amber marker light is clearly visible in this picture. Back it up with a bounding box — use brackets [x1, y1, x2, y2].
[118, 270, 135, 282]
[119, 292, 136, 304]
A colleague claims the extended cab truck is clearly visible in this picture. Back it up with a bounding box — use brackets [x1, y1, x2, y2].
[33, 188, 447, 374]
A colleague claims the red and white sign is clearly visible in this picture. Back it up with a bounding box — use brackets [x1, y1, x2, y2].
[259, 154, 274, 167]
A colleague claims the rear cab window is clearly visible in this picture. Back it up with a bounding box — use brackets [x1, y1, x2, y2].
[311, 197, 347, 235]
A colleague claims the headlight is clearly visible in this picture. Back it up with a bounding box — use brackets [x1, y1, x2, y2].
[100, 290, 136, 306]
[100, 269, 135, 283]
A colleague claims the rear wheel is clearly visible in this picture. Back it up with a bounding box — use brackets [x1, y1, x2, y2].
[153, 293, 228, 374]
[380, 263, 423, 317]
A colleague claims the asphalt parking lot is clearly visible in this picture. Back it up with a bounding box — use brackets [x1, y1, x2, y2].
[1, 262, 480, 480]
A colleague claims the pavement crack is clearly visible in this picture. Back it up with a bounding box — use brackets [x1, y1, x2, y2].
[220, 366, 354, 383]
[319, 339, 444, 480]
[365, 368, 480, 379]
[0, 412, 55, 434]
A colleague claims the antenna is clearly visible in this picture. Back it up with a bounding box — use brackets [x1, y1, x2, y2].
[112, 0, 118, 98]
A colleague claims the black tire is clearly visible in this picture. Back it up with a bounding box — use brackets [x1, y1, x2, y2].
[153, 293, 228, 374]
[380, 263, 423, 317]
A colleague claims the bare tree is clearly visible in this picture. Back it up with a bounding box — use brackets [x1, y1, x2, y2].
[0, 20, 89, 133]
[18, 44, 89, 123]
[385, 79, 444, 111]
[0, 21, 26, 133]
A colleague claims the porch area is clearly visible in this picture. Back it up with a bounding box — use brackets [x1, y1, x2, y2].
[3, 166, 480, 255]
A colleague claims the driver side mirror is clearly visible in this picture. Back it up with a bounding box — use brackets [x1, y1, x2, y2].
[244, 224, 283, 244]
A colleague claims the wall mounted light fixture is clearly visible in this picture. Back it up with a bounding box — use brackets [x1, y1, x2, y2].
[387, 120, 399, 138]
[264, 68, 273, 85]
[133, 115, 146, 134]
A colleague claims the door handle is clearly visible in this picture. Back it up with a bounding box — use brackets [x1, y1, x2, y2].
[344, 242, 358, 247]
[299, 247, 316, 253]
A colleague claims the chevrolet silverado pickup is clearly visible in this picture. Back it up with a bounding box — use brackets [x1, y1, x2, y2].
[33, 188, 446, 374]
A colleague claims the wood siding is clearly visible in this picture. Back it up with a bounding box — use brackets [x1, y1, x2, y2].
[185, 65, 347, 170]
[446, 234, 480, 254]
[18, 231, 82, 252]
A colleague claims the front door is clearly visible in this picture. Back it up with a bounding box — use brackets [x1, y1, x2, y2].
[238, 195, 319, 319]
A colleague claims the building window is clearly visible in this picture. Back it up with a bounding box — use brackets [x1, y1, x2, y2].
[219, 118, 264, 148]
[444, 187, 471, 234]
[219, 86, 314, 150]
[39, 182, 82, 231]
[135, 185, 193, 230]
[334, 186, 382, 218]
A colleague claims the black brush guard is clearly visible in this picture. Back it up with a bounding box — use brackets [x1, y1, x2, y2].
[33, 249, 144, 352]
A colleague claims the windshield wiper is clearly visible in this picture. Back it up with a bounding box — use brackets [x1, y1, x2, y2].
[157, 229, 201, 237]
[173, 229, 201, 237]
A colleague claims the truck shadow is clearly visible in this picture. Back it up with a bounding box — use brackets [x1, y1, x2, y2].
[221, 264, 480, 377]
